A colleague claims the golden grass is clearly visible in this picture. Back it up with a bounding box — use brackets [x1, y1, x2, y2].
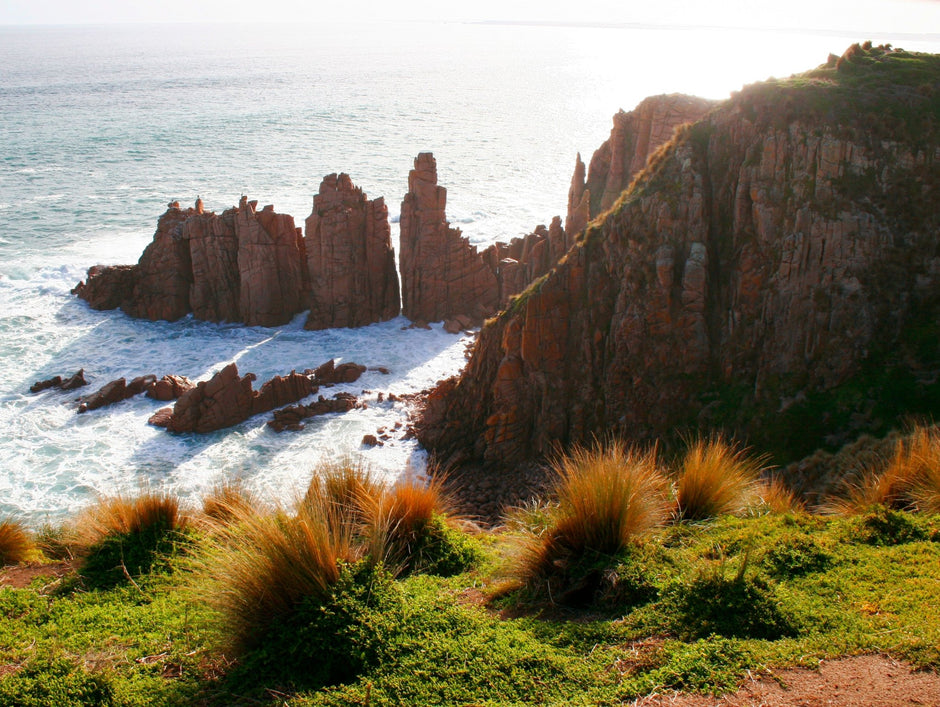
[364, 473, 452, 574]
[75, 492, 187, 550]
[675, 437, 766, 520]
[754, 476, 806, 515]
[516, 443, 670, 585]
[301, 458, 386, 532]
[197, 503, 358, 650]
[827, 424, 940, 514]
[0, 517, 33, 565]
[200, 480, 260, 526]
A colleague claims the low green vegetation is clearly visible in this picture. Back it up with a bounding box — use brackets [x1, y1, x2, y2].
[0, 440, 938, 705]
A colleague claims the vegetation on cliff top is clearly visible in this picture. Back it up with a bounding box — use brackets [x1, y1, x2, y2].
[1, 432, 939, 705]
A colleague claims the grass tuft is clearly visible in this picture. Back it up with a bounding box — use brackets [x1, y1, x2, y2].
[675, 437, 766, 520]
[74, 492, 188, 588]
[826, 424, 940, 514]
[0, 517, 33, 566]
[754, 475, 806, 515]
[200, 479, 261, 526]
[513, 443, 670, 602]
[196, 503, 357, 654]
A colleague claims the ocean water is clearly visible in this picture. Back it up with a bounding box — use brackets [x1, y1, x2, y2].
[1, 20, 937, 523]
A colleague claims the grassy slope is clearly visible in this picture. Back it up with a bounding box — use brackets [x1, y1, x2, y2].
[1, 511, 938, 706]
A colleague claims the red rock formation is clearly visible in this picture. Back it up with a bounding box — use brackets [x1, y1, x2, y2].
[304, 173, 400, 330]
[123, 205, 195, 321]
[565, 154, 590, 237]
[146, 374, 195, 401]
[306, 359, 366, 385]
[72, 265, 139, 311]
[76, 198, 308, 327]
[150, 363, 315, 433]
[399, 153, 499, 323]
[236, 197, 308, 327]
[418, 48, 940, 468]
[482, 216, 571, 307]
[268, 392, 359, 432]
[566, 94, 716, 231]
[78, 374, 156, 413]
[29, 370, 88, 393]
[186, 209, 240, 322]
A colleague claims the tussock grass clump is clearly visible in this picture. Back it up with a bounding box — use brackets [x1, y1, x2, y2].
[754, 476, 805, 515]
[363, 474, 476, 576]
[513, 443, 670, 601]
[198, 503, 357, 653]
[197, 460, 474, 658]
[302, 459, 386, 533]
[675, 437, 766, 520]
[826, 424, 940, 514]
[0, 517, 33, 566]
[200, 480, 260, 526]
[75, 492, 188, 589]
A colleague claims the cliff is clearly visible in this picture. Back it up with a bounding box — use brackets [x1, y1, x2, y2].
[304, 173, 400, 330]
[418, 45, 940, 469]
[567, 93, 717, 233]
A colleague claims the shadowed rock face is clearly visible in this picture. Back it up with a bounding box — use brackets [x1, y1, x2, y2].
[418, 48, 940, 469]
[399, 152, 499, 324]
[74, 198, 308, 326]
[304, 173, 400, 330]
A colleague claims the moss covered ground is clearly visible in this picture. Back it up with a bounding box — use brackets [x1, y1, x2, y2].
[1, 506, 938, 706]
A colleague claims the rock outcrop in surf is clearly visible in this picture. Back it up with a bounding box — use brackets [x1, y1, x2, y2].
[304, 173, 400, 330]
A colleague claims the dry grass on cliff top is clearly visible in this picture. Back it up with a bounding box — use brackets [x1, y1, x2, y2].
[826, 423, 940, 515]
[674, 437, 767, 520]
[0, 517, 33, 566]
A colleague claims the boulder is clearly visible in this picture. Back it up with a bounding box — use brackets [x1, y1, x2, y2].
[30, 369, 88, 393]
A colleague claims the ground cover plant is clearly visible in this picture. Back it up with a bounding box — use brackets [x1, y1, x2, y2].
[0, 443, 938, 706]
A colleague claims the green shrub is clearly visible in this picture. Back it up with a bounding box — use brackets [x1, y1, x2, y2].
[660, 563, 798, 640]
[856, 505, 928, 546]
[0, 655, 115, 707]
[76, 493, 188, 589]
[625, 638, 754, 696]
[231, 562, 402, 691]
[761, 534, 833, 578]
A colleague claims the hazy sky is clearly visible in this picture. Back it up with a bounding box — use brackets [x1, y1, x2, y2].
[1, 0, 939, 34]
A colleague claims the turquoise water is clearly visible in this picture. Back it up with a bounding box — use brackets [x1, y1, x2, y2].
[1, 20, 936, 523]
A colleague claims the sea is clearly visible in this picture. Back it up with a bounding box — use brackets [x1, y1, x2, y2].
[1, 20, 937, 524]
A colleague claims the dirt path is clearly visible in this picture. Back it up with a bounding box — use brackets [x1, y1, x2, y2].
[0, 560, 74, 590]
[633, 655, 940, 706]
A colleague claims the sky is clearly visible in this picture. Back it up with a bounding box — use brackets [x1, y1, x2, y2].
[1, 0, 939, 36]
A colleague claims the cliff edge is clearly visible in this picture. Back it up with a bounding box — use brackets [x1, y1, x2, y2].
[417, 45, 940, 470]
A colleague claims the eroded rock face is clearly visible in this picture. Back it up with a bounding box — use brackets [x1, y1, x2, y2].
[75, 198, 308, 327]
[418, 49, 940, 468]
[399, 153, 499, 323]
[146, 374, 195, 402]
[566, 94, 716, 232]
[304, 173, 400, 330]
[236, 197, 308, 327]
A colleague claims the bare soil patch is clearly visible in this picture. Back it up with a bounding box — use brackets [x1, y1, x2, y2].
[0, 560, 75, 590]
[633, 655, 940, 706]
